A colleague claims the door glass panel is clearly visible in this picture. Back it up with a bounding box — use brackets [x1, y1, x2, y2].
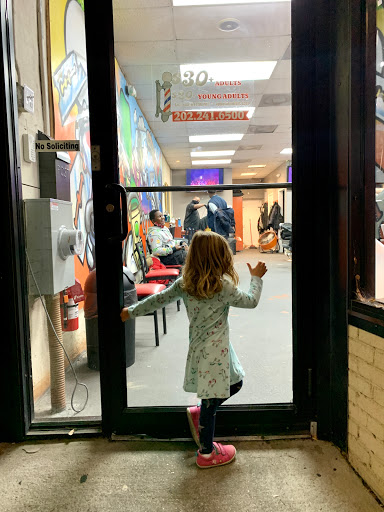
[113, 0, 292, 407]
[14, 0, 100, 420]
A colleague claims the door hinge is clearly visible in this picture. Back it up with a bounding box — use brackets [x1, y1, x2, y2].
[310, 421, 318, 439]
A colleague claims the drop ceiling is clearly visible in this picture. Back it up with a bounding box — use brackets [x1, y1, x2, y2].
[113, 0, 291, 179]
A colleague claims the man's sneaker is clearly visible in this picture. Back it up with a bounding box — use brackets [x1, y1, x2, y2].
[187, 405, 200, 446]
[196, 443, 236, 469]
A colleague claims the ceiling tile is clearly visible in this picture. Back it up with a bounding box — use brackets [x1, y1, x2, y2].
[114, 41, 177, 65]
[176, 36, 291, 64]
[173, 4, 291, 40]
[121, 65, 154, 84]
[266, 78, 291, 94]
[114, 7, 174, 42]
[133, 84, 154, 100]
[270, 59, 291, 79]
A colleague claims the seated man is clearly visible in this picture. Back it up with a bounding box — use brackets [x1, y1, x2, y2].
[147, 209, 188, 265]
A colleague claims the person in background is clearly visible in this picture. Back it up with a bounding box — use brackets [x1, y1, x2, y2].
[121, 231, 267, 469]
[184, 196, 206, 240]
[207, 190, 228, 236]
[147, 209, 188, 265]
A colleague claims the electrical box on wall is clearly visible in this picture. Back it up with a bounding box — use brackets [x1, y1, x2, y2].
[24, 199, 83, 296]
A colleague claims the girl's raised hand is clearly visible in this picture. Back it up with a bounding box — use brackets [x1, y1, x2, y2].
[120, 307, 130, 322]
[246, 261, 267, 278]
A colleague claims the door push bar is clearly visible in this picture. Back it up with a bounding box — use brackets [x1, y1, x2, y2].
[124, 183, 292, 193]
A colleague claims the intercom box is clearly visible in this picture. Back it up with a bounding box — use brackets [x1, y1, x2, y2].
[24, 199, 75, 295]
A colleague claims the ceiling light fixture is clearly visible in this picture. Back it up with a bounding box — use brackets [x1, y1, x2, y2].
[248, 164, 266, 168]
[190, 150, 235, 157]
[180, 62, 276, 82]
[280, 148, 292, 154]
[189, 134, 244, 143]
[192, 159, 231, 165]
[174, 0, 290, 5]
[241, 172, 257, 176]
[218, 18, 240, 32]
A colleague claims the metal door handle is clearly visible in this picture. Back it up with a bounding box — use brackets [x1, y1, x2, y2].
[105, 183, 128, 242]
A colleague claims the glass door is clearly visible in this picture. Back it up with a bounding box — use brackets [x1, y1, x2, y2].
[83, 0, 312, 438]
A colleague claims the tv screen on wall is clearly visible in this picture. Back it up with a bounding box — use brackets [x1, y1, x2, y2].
[287, 164, 292, 183]
[186, 168, 224, 186]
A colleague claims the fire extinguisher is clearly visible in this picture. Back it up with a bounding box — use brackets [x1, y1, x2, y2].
[60, 279, 85, 332]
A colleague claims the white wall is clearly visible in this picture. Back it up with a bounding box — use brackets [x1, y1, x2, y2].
[171, 168, 233, 226]
[242, 198, 263, 246]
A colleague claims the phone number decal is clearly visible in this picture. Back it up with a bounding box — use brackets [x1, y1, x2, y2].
[172, 110, 249, 122]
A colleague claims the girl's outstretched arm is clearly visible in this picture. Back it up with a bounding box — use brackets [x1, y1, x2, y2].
[121, 278, 183, 322]
[226, 261, 267, 309]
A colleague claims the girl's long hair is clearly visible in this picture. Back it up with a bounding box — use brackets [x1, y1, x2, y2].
[182, 231, 239, 299]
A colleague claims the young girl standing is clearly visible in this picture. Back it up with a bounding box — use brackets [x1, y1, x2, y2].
[121, 231, 267, 468]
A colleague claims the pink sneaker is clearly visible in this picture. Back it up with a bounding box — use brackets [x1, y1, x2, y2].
[196, 443, 236, 469]
[187, 405, 200, 446]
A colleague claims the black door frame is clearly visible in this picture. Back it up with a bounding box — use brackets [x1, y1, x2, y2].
[83, 0, 313, 440]
[1, 0, 369, 448]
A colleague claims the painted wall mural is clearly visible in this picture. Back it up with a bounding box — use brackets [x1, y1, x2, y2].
[115, 60, 163, 272]
[50, 1, 165, 278]
[50, 0, 94, 287]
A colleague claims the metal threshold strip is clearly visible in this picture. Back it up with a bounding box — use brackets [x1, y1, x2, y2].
[111, 433, 312, 442]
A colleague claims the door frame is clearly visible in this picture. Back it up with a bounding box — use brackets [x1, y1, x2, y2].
[0, 0, 363, 447]
[82, 0, 313, 439]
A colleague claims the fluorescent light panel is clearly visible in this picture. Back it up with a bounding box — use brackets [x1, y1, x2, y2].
[190, 150, 235, 157]
[280, 148, 292, 154]
[189, 134, 244, 142]
[180, 62, 276, 82]
[174, 0, 290, 5]
[248, 164, 266, 168]
[241, 172, 257, 176]
[192, 159, 231, 165]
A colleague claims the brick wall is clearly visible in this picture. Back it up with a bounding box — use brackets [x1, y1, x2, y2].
[348, 325, 384, 503]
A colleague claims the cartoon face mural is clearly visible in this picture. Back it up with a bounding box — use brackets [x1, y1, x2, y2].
[50, 0, 94, 287]
[115, 61, 163, 273]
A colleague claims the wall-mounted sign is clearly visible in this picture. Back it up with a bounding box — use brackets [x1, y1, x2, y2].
[35, 140, 80, 152]
[155, 66, 255, 123]
[172, 110, 249, 122]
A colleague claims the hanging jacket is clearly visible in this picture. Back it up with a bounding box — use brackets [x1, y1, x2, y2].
[268, 202, 284, 231]
[258, 203, 269, 233]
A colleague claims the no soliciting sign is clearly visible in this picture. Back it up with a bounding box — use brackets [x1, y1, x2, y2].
[35, 140, 80, 152]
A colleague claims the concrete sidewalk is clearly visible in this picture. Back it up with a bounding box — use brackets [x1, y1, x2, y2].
[0, 438, 382, 512]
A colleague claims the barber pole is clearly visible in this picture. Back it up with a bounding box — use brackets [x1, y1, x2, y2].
[163, 88, 171, 114]
[155, 72, 173, 123]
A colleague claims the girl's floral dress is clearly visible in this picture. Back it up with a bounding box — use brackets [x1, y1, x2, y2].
[127, 276, 263, 399]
